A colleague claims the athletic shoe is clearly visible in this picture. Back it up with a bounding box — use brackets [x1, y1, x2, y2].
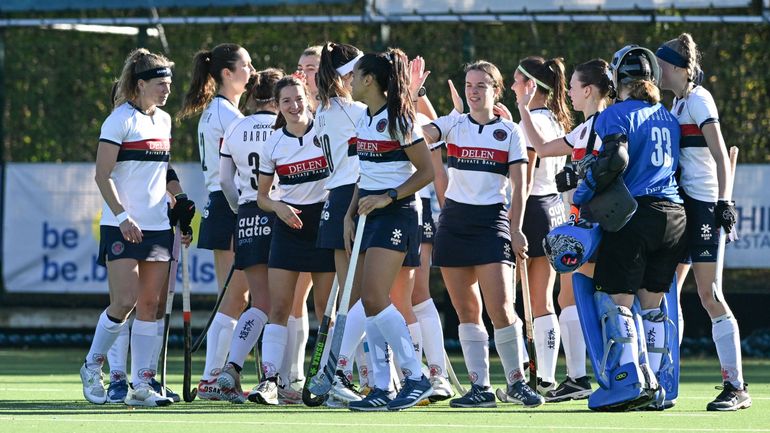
[149, 379, 181, 403]
[359, 385, 373, 397]
[349, 387, 395, 412]
[324, 395, 347, 408]
[330, 370, 362, 403]
[124, 382, 174, 407]
[216, 364, 245, 404]
[80, 362, 107, 404]
[544, 376, 592, 402]
[706, 382, 752, 411]
[106, 379, 128, 403]
[248, 375, 279, 405]
[496, 380, 545, 407]
[387, 375, 433, 411]
[536, 378, 555, 395]
[196, 378, 228, 401]
[277, 383, 303, 405]
[428, 375, 453, 402]
[449, 383, 496, 408]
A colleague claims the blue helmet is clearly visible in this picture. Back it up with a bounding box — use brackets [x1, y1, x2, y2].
[543, 219, 602, 273]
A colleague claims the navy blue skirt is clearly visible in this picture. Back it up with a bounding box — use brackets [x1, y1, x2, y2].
[522, 194, 566, 258]
[420, 197, 436, 245]
[198, 191, 237, 251]
[234, 202, 275, 270]
[98, 225, 173, 266]
[357, 189, 420, 262]
[269, 201, 335, 273]
[433, 199, 512, 267]
[316, 183, 355, 250]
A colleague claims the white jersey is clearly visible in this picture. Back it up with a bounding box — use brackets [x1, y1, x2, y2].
[315, 97, 367, 190]
[431, 113, 528, 206]
[220, 111, 277, 204]
[524, 108, 566, 196]
[563, 113, 602, 162]
[414, 112, 440, 200]
[671, 86, 720, 202]
[197, 95, 243, 192]
[356, 106, 425, 191]
[99, 102, 171, 230]
[259, 122, 330, 205]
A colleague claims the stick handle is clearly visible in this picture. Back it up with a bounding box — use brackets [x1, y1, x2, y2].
[713, 146, 739, 303]
[338, 215, 366, 316]
[182, 247, 191, 314]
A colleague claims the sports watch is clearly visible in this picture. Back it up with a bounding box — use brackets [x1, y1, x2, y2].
[386, 188, 399, 203]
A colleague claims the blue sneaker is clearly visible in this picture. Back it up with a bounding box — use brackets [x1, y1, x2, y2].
[387, 375, 433, 411]
[496, 381, 545, 408]
[449, 384, 496, 408]
[349, 387, 395, 412]
[106, 379, 128, 404]
[150, 378, 181, 403]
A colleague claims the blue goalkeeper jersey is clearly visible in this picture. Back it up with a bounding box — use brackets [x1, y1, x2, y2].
[594, 99, 682, 203]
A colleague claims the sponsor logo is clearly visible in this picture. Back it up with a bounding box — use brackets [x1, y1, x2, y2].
[111, 241, 125, 256]
[390, 228, 403, 246]
[547, 328, 556, 350]
[376, 118, 388, 133]
[423, 222, 433, 238]
[238, 319, 254, 340]
[700, 250, 713, 258]
[701, 223, 713, 241]
[615, 372, 628, 381]
[503, 243, 511, 260]
[493, 129, 508, 141]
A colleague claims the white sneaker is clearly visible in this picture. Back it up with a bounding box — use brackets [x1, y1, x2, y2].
[80, 363, 107, 404]
[247, 376, 279, 405]
[428, 375, 453, 402]
[124, 382, 174, 407]
[330, 370, 362, 403]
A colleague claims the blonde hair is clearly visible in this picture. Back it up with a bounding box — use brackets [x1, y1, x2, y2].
[663, 33, 701, 96]
[114, 48, 174, 109]
[625, 80, 661, 105]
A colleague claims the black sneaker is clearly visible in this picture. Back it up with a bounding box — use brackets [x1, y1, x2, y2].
[706, 382, 752, 411]
[449, 383, 496, 408]
[536, 377, 555, 395]
[545, 376, 592, 402]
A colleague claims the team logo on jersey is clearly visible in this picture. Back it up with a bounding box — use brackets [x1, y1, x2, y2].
[701, 224, 712, 241]
[111, 241, 125, 256]
[580, 127, 587, 140]
[376, 118, 388, 133]
[390, 228, 403, 246]
[493, 129, 508, 141]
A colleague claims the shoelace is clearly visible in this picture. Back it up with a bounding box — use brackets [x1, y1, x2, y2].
[336, 372, 359, 393]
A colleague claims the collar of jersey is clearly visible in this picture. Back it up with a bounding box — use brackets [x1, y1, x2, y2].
[367, 103, 388, 118]
[282, 121, 314, 138]
[127, 100, 154, 116]
[466, 114, 502, 126]
[528, 107, 549, 113]
[253, 110, 277, 115]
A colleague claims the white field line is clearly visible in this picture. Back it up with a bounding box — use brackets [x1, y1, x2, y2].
[0, 416, 767, 432]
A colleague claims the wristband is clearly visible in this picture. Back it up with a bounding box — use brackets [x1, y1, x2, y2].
[174, 193, 188, 200]
[116, 212, 129, 224]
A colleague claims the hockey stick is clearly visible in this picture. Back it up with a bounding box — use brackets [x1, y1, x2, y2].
[182, 246, 195, 402]
[191, 265, 235, 353]
[301, 276, 340, 406]
[306, 214, 367, 399]
[159, 225, 182, 395]
[518, 258, 538, 391]
[712, 146, 739, 303]
[443, 350, 467, 395]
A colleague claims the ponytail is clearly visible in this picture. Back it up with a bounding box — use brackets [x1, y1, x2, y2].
[625, 80, 660, 105]
[242, 68, 284, 114]
[518, 56, 574, 132]
[356, 48, 414, 141]
[114, 48, 174, 109]
[316, 42, 362, 108]
[177, 43, 243, 120]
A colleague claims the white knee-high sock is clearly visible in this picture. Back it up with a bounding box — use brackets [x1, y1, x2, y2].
[458, 323, 490, 387]
[365, 317, 392, 391]
[86, 310, 127, 371]
[494, 321, 525, 385]
[148, 319, 165, 374]
[260, 324, 288, 380]
[617, 307, 642, 380]
[228, 307, 268, 368]
[355, 341, 369, 387]
[641, 308, 666, 373]
[373, 305, 422, 381]
[284, 316, 298, 381]
[202, 312, 237, 380]
[107, 321, 130, 381]
[413, 299, 447, 378]
[337, 301, 366, 380]
[130, 319, 158, 385]
[292, 314, 310, 381]
[712, 314, 744, 388]
[559, 306, 587, 379]
[533, 314, 560, 383]
[407, 322, 423, 365]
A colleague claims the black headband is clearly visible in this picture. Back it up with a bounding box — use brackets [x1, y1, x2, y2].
[135, 67, 173, 81]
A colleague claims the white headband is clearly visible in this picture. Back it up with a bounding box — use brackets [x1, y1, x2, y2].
[336, 53, 363, 76]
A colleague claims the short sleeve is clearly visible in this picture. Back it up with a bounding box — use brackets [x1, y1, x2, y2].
[258, 135, 277, 175]
[594, 106, 628, 141]
[508, 123, 529, 165]
[563, 124, 582, 148]
[689, 88, 720, 129]
[220, 119, 238, 157]
[401, 119, 425, 148]
[430, 114, 458, 143]
[99, 110, 128, 146]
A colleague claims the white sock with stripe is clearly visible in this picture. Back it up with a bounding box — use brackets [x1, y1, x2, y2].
[86, 310, 126, 371]
[458, 323, 490, 387]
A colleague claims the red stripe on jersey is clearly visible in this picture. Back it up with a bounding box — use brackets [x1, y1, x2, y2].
[571, 147, 599, 161]
[446, 143, 508, 163]
[348, 137, 357, 145]
[122, 138, 171, 151]
[680, 124, 702, 136]
[276, 156, 329, 176]
[357, 139, 401, 153]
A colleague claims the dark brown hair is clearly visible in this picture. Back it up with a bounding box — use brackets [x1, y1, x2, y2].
[241, 68, 284, 114]
[574, 58, 614, 99]
[317, 42, 361, 108]
[177, 43, 244, 120]
[519, 56, 573, 132]
[272, 76, 309, 130]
